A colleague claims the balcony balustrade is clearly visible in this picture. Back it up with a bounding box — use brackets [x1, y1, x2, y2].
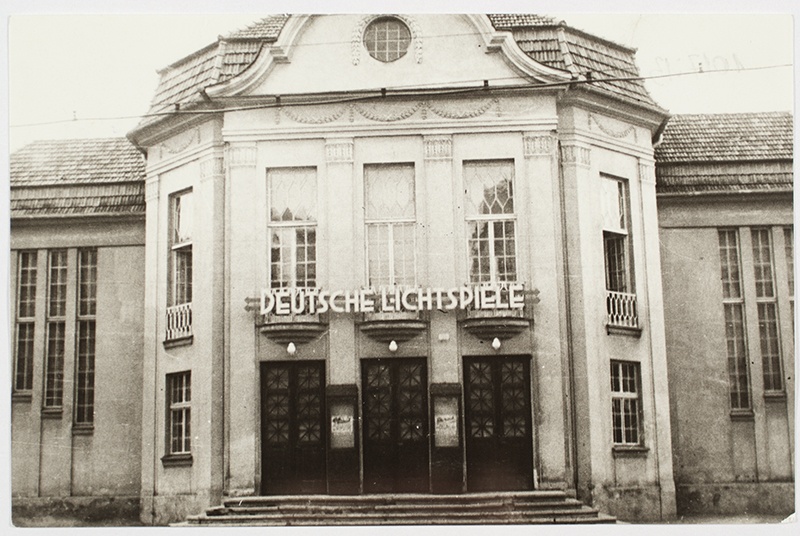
[606, 291, 639, 334]
[165, 302, 193, 344]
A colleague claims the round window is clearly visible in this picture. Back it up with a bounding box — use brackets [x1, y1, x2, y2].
[363, 17, 411, 63]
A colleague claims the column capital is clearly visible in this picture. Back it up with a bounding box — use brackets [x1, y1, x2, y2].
[423, 136, 453, 160]
[325, 139, 354, 163]
[638, 161, 656, 185]
[200, 156, 225, 183]
[522, 132, 556, 157]
[226, 144, 257, 168]
[559, 143, 591, 167]
[144, 176, 159, 202]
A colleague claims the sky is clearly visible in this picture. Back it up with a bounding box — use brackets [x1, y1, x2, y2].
[1, 1, 797, 153]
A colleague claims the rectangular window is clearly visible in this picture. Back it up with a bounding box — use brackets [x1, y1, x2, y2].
[268, 168, 317, 289]
[610, 361, 642, 445]
[751, 229, 783, 392]
[167, 372, 191, 455]
[784, 227, 794, 328]
[464, 160, 517, 284]
[166, 190, 193, 342]
[365, 163, 416, 287]
[602, 177, 637, 329]
[44, 250, 67, 408]
[718, 230, 751, 410]
[75, 249, 97, 425]
[170, 190, 193, 306]
[14, 251, 37, 392]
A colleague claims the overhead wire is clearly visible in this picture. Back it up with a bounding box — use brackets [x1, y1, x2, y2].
[9, 62, 793, 129]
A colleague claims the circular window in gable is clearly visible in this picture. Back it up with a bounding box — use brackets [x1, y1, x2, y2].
[363, 17, 412, 62]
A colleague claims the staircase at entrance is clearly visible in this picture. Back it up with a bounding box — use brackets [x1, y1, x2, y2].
[178, 491, 616, 525]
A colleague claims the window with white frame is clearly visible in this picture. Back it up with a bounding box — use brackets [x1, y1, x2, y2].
[602, 176, 638, 329]
[365, 163, 416, 288]
[718, 229, 751, 410]
[167, 371, 191, 455]
[75, 248, 97, 426]
[170, 190, 193, 307]
[751, 228, 783, 392]
[268, 167, 317, 289]
[44, 250, 68, 409]
[784, 227, 794, 329]
[14, 251, 37, 393]
[610, 361, 642, 446]
[464, 160, 517, 284]
[363, 17, 412, 63]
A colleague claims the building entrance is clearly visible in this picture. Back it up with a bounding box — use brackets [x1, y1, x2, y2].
[260, 361, 326, 494]
[361, 358, 429, 493]
[463, 356, 533, 491]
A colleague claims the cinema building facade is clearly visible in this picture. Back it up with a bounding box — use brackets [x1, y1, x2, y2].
[9, 14, 794, 524]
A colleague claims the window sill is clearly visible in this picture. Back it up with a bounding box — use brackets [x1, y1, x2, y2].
[606, 324, 642, 338]
[12, 392, 32, 403]
[612, 445, 649, 458]
[161, 453, 193, 467]
[163, 335, 193, 349]
[72, 424, 94, 436]
[730, 409, 754, 421]
[764, 391, 787, 402]
[41, 407, 63, 419]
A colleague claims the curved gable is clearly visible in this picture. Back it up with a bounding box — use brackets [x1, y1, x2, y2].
[205, 14, 572, 99]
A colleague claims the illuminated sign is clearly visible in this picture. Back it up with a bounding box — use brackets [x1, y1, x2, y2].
[261, 284, 525, 316]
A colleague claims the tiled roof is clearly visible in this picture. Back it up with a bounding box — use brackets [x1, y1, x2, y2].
[655, 112, 793, 163]
[655, 112, 794, 195]
[10, 138, 145, 217]
[138, 14, 659, 128]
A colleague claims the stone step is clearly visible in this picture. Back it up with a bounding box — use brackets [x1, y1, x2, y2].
[188, 507, 610, 525]
[181, 491, 615, 526]
[208, 499, 587, 517]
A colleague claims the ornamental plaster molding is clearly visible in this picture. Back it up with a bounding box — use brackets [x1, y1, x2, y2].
[423, 136, 453, 160]
[226, 145, 257, 168]
[427, 98, 499, 120]
[523, 133, 556, 157]
[354, 101, 422, 122]
[276, 98, 500, 125]
[588, 114, 637, 142]
[560, 144, 591, 167]
[325, 140, 354, 163]
[159, 128, 200, 158]
[638, 162, 656, 185]
[352, 14, 423, 66]
[199, 157, 225, 182]
[144, 177, 159, 202]
[283, 104, 348, 125]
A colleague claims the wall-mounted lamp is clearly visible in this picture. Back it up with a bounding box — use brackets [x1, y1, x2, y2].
[287, 342, 297, 356]
[389, 340, 398, 353]
[491, 337, 501, 351]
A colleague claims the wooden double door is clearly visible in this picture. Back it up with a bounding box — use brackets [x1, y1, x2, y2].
[463, 356, 534, 491]
[260, 361, 327, 494]
[361, 358, 430, 493]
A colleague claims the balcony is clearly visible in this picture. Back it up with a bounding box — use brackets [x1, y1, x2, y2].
[606, 291, 640, 336]
[165, 303, 193, 347]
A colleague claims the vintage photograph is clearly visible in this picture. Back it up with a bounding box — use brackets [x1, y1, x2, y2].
[4, 3, 796, 530]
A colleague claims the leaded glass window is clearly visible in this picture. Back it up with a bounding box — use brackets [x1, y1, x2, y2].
[464, 160, 517, 284]
[268, 168, 317, 289]
[365, 163, 416, 288]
